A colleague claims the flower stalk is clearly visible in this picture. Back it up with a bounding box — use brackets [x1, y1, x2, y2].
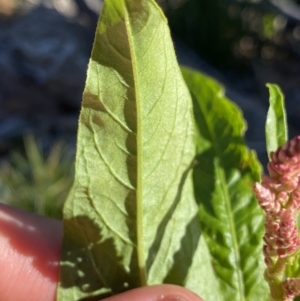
[254, 136, 300, 301]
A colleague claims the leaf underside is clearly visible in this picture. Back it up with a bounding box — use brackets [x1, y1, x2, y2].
[57, 1, 219, 301]
[182, 68, 269, 301]
[265, 83, 288, 158]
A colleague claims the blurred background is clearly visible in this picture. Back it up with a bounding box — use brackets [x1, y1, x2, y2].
[0, 0, 300, 218]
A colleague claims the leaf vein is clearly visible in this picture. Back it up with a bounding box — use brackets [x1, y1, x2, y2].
[90, 122, 135, 190]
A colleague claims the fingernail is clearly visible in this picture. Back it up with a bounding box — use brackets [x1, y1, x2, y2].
[162, 295, 188, 301]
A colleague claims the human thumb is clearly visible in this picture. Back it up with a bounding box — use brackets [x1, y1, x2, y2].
[102, 284, 205, 301]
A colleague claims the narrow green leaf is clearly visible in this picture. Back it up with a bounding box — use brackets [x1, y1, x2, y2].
[182, 67, 269, 301]
[265, 83, 288, 159]
[57, 1, 220, 301]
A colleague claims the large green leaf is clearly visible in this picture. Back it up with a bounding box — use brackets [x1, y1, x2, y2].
[57, 1, 220, 300]
[265, 83, 288, 158]
[182, 68, 269, 301]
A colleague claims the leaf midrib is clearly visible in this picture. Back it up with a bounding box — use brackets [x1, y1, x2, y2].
[198, 94, 245, 300]
[123, 3, 147, 286]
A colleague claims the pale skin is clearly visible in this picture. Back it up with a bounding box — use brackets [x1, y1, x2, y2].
[0, 203, 205, 301]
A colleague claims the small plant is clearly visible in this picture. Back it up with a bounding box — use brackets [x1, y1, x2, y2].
[253, 86, 300, 301]
[8, 0, 294, 301]
[0, 134, 74, 219]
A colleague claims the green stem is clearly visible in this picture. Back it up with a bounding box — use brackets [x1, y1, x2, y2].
[265, 258, 289, 301]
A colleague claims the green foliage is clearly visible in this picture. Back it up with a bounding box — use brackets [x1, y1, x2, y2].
[167, 0, 291, 69]
[51, 1, 300, 301]
[262, 14, 277, 39]
[57, 0, 219, 300]
[168, 0, 237, 68]
[265, 83, 288, 158]
[0, 134, 74, 219]
[182, 68, 268, 301]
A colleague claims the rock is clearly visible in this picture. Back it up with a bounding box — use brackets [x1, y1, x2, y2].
[0, 5, 94, 153]
[0, 5, 93, 110]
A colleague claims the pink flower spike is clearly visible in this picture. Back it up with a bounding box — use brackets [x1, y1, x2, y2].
[253, 136, 300, 300]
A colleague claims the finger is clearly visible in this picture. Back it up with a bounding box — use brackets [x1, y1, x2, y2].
[0, 203, 62, 301]
[0, 204, 206, 301]
[102, 284, 205, 301]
